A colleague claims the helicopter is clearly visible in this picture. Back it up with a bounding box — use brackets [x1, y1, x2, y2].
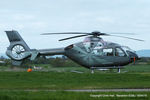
[5, 30, 143, 73]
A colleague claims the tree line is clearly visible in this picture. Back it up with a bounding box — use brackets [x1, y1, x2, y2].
[0, 56, 81, 67]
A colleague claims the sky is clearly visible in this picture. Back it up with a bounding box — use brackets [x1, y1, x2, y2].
[0, 0, 150, 54]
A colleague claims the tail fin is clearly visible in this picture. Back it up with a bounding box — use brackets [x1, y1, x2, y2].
[5, 30, 30, 51]
[5, 30, 38, 65]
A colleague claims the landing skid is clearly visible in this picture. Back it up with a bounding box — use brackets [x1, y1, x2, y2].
[90, 66, 123, 73]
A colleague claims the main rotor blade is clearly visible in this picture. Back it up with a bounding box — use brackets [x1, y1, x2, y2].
[109, 35, 144, 41]
[59, 35, 88, 41]
[109, 32, 135, 35]
[41, 32, 90, 35]
[41, 31, 143, 41]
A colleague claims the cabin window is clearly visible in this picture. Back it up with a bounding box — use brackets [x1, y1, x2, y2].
[83, 41, 103, 53]
[103, 48, 113, 56]
[115, 48, 125, 57]
[83, 42, 91, 52]
[92, 48, 113, 56]
[92, 49, 103, 55]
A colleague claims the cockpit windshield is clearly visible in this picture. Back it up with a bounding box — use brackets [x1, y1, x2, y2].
[115, 48, 126, 57]
[83, 37, 104, 53]
[121, 46, 135, 53]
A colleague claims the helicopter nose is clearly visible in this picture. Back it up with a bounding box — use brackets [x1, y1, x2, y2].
[126, 50, 139, 62]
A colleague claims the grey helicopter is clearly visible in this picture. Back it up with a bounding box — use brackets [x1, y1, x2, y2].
[5, 30, 142, 73]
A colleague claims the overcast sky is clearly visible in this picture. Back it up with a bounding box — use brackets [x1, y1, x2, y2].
[0, 0, 150, 53]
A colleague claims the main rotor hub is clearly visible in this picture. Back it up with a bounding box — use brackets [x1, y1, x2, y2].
[92, 31, 101, 36]
[84, 36, 102, 42]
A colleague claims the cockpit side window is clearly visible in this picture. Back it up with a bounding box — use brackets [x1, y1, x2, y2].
[115, 48, 126, 57]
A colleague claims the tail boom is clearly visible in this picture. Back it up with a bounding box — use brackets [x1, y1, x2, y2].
[5, 30, 65, 66]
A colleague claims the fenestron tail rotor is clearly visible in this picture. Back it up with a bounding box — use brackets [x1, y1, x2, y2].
[11, 44, 26, 60]
[41, 31, 144, 42]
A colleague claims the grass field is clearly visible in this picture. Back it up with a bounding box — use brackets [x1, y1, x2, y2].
[0, 71, 150, 90]
[0, 64, 150, 99]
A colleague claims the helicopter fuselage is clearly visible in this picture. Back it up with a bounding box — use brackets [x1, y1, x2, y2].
[64, 36, 138, 69]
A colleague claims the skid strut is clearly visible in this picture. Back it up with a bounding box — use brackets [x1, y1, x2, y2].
[91, 67, 94, 74]
[118, 68, 120, 73]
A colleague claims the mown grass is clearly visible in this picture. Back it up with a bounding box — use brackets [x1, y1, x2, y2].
[0, 71, 150, 90]
[0, 91, 149, 100]
[123, 64, 150, 72]
[0, 64, 150, 73]
[0, 64, 149, 99]
[33, 64, 150, 73]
